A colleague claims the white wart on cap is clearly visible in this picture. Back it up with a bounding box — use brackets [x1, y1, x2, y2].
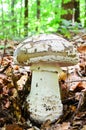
[14, 34, 78, 123]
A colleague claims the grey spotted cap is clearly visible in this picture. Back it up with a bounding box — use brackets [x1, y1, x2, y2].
[14, 34, 78, 66]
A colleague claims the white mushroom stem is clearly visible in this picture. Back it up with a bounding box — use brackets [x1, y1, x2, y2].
[27, 62, 63, 123]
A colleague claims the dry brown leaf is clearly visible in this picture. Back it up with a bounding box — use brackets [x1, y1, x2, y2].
[0, 73, 8, 82]
[59, 71, 67, 81]
[0, 127, 6, 130]
[41, 120, 51, 130]
[51, 122, 70, 130]
[60, 122, 70, 130]
[82, 34, 86, 40]
[66, 72, 81, 91]
[81, 125, 86, 130]
[11, 88, 18, 98]
[6, 124, 23, 130]
[69, 105, 76, 112]
[77, 45, 86, 53]
[17, 74, 28, 90]
[27, 128, 34, 130]
[13, 65, 19, 70]
[72, 120, 83, 129]
[12, 99, 22, 121]
[4, 99, 10, 108]
[78, 82, 86, 89]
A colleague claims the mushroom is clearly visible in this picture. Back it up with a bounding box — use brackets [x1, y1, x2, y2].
[14, 34, 78, 123]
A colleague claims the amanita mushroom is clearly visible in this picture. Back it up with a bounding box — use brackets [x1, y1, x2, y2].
[14, 34, 78, 123]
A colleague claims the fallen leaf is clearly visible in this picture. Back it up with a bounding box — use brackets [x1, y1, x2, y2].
[50, 122, 70, 130]
[61, 122, 70, 130]
[41, 120, 51, 130]
[6, 124, 23, 130]
[27, 128, 34, 130]
[82, 34, 86, 40]
[59, 71, 67, 81]
[81, 125, 86, 130]
[77, 45, 86, 53]
[66, 72, 81, 91]
[17, 74, 28, 90]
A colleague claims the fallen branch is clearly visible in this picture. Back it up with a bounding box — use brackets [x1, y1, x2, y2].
[66, 79, 86, 83]
[70, 91, 84, 122]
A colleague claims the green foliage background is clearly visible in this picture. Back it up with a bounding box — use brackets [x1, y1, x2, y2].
[0, 0, 85, 40]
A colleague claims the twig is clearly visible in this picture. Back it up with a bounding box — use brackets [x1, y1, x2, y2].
[70, 92, 84, 122]
[62, 96, 75, 104]
[0, 62, 11, 73]
[0, 39, 8, 66]
[66, 79, 86, 83]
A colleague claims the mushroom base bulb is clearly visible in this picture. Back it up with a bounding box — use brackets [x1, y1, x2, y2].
[27, 63, 63, 123]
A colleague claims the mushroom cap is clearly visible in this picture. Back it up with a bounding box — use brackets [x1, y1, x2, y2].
[14, 34, 78, 67]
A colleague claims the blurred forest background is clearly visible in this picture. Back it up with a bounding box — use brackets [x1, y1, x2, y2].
[0, 0, 86, 40]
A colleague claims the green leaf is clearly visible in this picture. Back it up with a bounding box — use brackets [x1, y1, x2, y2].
[0, 45, 5, 49]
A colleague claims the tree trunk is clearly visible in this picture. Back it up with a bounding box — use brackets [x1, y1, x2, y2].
[61, 0, 80, 23]
[11, 0, 17, 36]
[36, 0, 40, 31]
[84, 0, 86, 27]
[74, 0, 80, 22]
[24, 0, 28, 36]
[37, 0, 40, 20]
[1, 0, 4, 36]
[18, 0, 23, 36]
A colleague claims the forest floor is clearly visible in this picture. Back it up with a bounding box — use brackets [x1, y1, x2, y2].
[0, 30, 86, 130]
